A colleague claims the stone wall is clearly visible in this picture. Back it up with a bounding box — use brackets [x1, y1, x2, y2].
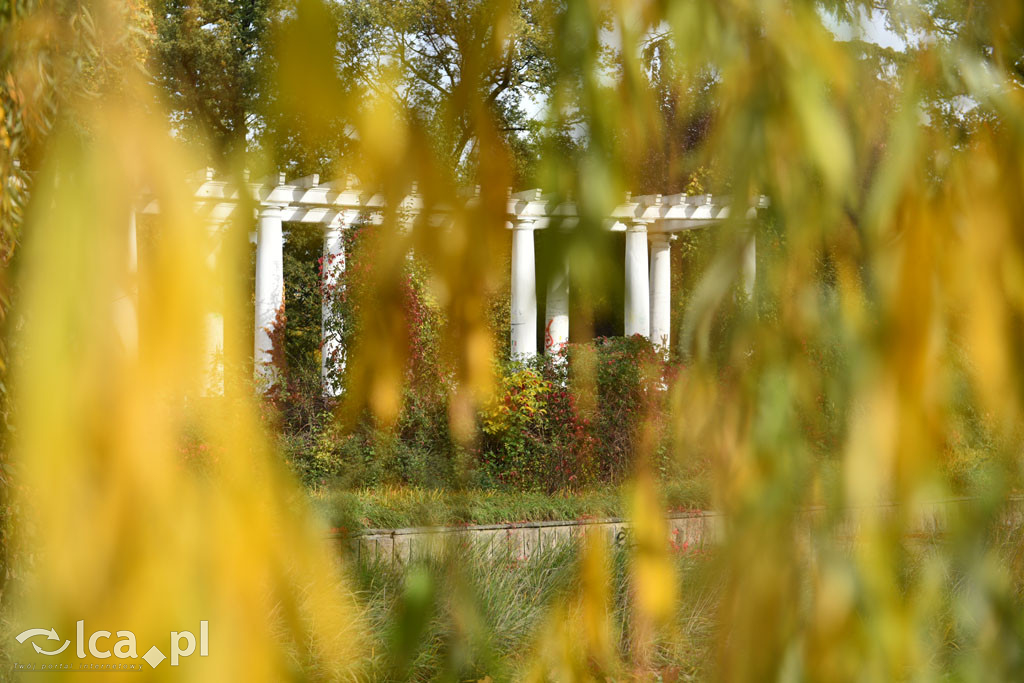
[330, 497, 1024, 565]
[335, 511, 723, 564]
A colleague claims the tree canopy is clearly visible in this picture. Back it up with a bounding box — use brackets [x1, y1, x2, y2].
[150, 0, 273, 163]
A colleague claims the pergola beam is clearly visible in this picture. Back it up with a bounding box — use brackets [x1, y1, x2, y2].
[150, 171, 758, 235]
[138, 169, 764, 393]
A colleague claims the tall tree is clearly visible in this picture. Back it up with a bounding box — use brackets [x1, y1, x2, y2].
[633, 35, 718, 195]
[331, 0, 560, 184]
[150, 0, 272, 163]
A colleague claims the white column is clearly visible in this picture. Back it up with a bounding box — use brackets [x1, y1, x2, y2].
[741, 232, 756, 300]
[544, 253, 569, 355]
[510, 221, 537, 359]
[321, 221, 346, 396]
[254, 205, 284, 383]
[649, 232, 671, 352]
[624, 222, 650, 338]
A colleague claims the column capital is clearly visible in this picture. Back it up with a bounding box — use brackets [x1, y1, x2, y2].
[258, 203, 285, 217]
[512, 218, 539, 231]
[648, 231, 673, 246]
[625, 220, 650, 233]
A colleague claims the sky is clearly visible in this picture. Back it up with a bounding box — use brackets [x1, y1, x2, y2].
[827, 6, 909, 51]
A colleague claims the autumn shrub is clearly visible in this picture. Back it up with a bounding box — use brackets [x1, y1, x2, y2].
[583, 336, 667, 479]
[274, 222, 682, 493]
[474, 337, 670, 492]
[475, 362, 581, 491]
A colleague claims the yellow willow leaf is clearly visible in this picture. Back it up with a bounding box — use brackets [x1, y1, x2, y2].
[9, 93, 364, 681]
[629, 471, 677, 625]
[579, 529, 616, 672]
[359, 84, 409, 175]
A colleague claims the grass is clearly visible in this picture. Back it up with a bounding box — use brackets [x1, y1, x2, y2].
[346, 538, 723, 681]
[309, 478, 712, 534]
[334, 521, 1024, 681]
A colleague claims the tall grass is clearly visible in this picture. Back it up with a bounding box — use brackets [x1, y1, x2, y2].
[350, 538, 723, 681]
[339, 519, 1024, 681]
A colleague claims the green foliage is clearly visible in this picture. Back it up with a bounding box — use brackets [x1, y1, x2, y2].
[332, 0, 562, 184]
[150, 0, 575, 182]
[476, 338, 666, 491]
[480, 366, 550, 436]
[586, 336, 665, 478]
[150, 0, 272, 161]
[311, 482, 710, 534]
[260, 222, 329, 432]
[276, 218, 464, 489]
[633, 35, 718, 194]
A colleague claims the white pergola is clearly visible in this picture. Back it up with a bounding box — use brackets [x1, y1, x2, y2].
[140, 170, 763, 395]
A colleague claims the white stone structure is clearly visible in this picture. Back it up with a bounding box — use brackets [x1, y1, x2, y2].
[624, 221, 651, 338]
[254, 204, 284, 383]
[648, 232, 673, 352]
[140, 174, 764, 394]
[321, 215, 348, 396]
[510, 219, 537, 358]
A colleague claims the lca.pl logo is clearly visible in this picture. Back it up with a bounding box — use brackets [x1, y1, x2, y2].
[14, 620, 209, 671]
